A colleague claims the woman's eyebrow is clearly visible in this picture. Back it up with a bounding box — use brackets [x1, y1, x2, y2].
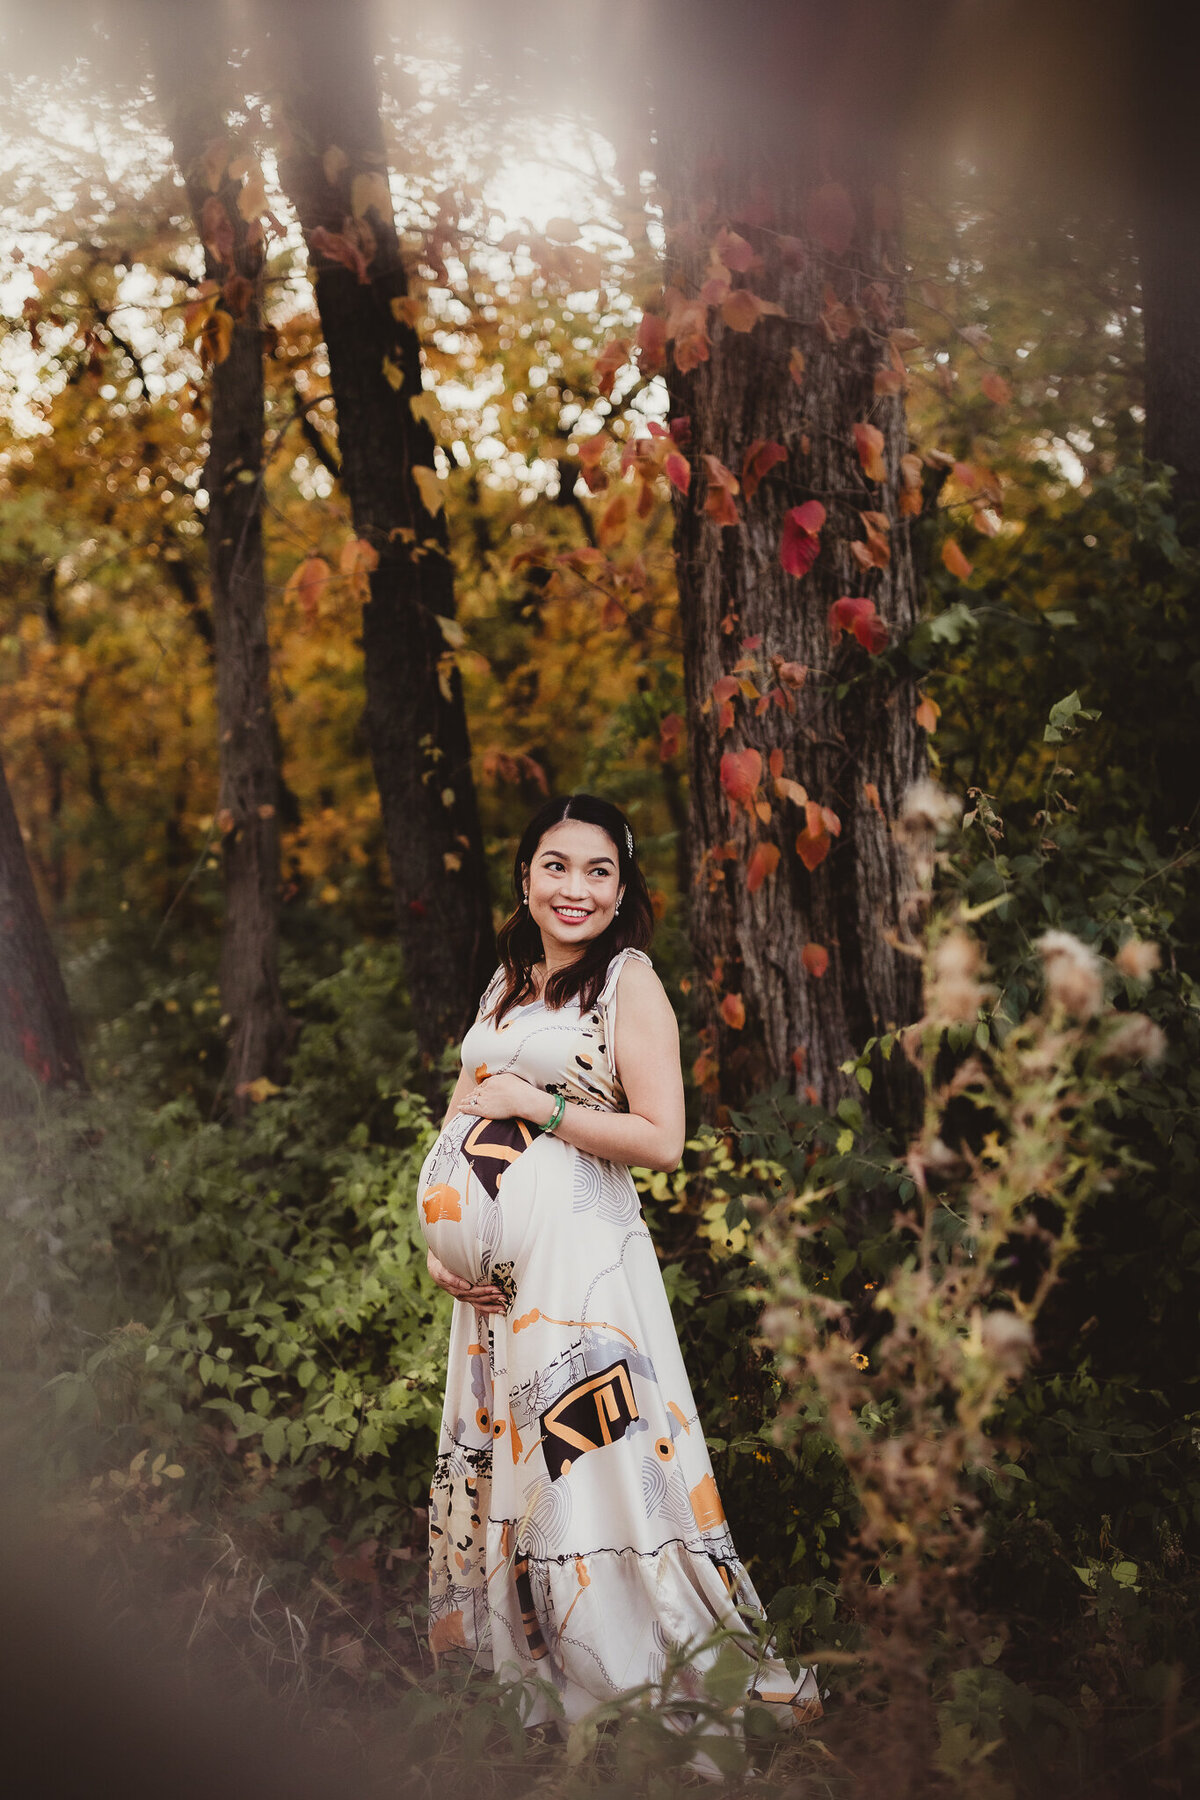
[537, 846, 615, 866]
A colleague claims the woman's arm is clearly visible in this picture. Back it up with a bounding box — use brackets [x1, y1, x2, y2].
[467, 960, 687, 1171]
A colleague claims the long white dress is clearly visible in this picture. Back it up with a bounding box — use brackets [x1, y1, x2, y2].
[416, 946, 819, 1726]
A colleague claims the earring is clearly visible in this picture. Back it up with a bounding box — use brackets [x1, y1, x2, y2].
[615, 900, 622, 915]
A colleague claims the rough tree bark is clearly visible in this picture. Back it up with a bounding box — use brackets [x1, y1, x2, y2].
[0, 743, 85, 1115]
[653, 1, 925, 1119]
[262, 0, 495, 1054]
[149, 20, 292, 1107]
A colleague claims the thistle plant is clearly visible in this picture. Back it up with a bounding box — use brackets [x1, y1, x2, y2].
[746, 785, 1165, 1789]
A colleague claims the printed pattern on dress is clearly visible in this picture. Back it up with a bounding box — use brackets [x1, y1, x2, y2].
[415, 946, 820, 1727]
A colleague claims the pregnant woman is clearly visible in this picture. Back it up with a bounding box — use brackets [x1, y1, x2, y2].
[417, 791, 818, 1730]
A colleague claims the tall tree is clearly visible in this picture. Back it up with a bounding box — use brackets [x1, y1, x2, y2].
[260, 0, 496, 1053]
[650, 0, 926, 1115]
[147, 15, 293, 1106]
[0, 744, 85, 1115]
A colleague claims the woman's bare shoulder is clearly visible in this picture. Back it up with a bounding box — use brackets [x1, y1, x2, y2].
[615, 953, 677, 1020]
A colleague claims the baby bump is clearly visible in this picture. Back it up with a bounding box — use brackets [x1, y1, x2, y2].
[417, 1113, 542, 1283]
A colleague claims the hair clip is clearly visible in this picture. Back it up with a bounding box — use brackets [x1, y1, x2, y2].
[625, 824, 634, 856]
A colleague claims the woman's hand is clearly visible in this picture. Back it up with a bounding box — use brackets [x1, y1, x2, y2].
[455, 1071, 548, 1125]
[426, 1250, 506, 1316]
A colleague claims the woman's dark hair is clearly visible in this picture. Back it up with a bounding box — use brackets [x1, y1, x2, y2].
[489, 793, 654, 1024]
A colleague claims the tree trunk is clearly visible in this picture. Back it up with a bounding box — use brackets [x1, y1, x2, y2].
[149, 21, 292, 1108]
[1135, 10, 1200, 840]
[654, 1, 925, 1119]
[263, 1, 495, 1053]
[0, 743, 85, 1115]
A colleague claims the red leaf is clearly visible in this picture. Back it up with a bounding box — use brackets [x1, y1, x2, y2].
[780, 500, 826, 578]
[711, 675, 739, 704]
[746, 842, 781, 893]
[829, 596, 889, 654]
[309, 225, 369, 283]
[713, 227, 756, 273]
[852, 421, 886, 482]
[200, 195, 234, 265]
[597, 492, 629, 546]
[577, 431, 607, 468]
[659, 713, 683, 760]
[981, 371, 1012, 404]
[805, 182, 856, 256]
[720, 747, 763, 811]
[801, 943, 830, 978]
[664, 451, 691, 494]
[741, 439, 787, 504]
[636, 311, 666, 374]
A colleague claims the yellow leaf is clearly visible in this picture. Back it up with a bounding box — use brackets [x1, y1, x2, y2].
[239, 1076, 281, 1102]
[351, 169, 393, 223]
[436, 614, 465, 648]
[382, 355, 405, 391]
[323, 145, 349, 186]
[413, 465, 444, 516]
[236, 166, 267, 222]
[444, 851, 462, 871]
[408, 390, 441, 428]
[391, 294, 423, 327]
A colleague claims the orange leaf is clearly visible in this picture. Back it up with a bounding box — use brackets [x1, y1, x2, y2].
[595, 336, 630, 397]
[788, 346, 806, 386]
[711, 674, 739, 705]
[915, 695, 941, 733]
[769, 748, 784, 779]
[981, 371, 1012, 404]
[746, 842, 781, 893]
[801, 943, 830, 978]
[805, 182, 856, 256]
[702, 455, 740, 529]
[713, 227, 756, 273]
[863, 780, 882, 815]
[720, 992, 746, 1030]
[577, 431, 607, 469]
[741, 439, 787, 503]
[775, 776, 808, 806]
[717, 699, 735, 735]
[852, 421, 886, 482]
[941, 538, 973, 580]
[199, 307, 233, 367]
[659, 713, 683, 760]
[721, 289, 784, 334]
[597, 492, 629, 546]
[795, 821, 831, 872]
[286, 555, 332, 619]
[898, 451, 923, 517]
[720, 747, 763, 811]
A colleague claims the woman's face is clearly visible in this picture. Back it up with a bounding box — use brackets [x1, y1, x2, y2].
[523, 819, 625, 959]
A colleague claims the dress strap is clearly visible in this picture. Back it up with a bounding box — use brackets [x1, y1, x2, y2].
[597, 948, 653, 1094]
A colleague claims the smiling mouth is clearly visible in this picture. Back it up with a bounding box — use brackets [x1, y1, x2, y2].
[552, 907, 593, 922]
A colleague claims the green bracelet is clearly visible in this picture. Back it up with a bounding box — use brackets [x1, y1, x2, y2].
[540, 1092, 567, 1135]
